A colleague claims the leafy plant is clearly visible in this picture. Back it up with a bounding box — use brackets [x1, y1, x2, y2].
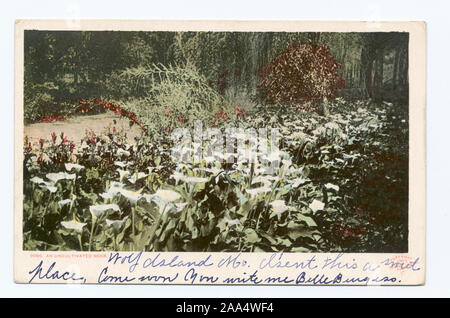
[23, 97, 408, 253]
[24, 82, 58, 123]
[257, 43, 346, 111]
[119, 64, 240, 137]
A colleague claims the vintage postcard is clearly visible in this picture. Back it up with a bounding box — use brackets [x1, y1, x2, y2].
[14, 20, 426, 285]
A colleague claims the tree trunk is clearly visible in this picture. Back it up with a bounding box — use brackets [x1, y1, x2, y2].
[360, 44, 375, 100]
[365, 59, 374, 99]
[393, 47, 400, 90]
[374, 47, 384, 101]
[318, 98, 330, 117]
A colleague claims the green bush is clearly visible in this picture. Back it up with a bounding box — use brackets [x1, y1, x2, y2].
[23, 82, 58, 122]
[120, 64, 227, 136]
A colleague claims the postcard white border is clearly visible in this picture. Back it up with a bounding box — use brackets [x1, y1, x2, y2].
[14, 19, 426, 286]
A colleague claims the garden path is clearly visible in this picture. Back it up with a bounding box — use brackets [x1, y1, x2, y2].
[24, 113, 142, 145]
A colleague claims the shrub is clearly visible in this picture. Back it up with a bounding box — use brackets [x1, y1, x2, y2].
[120, 64, 228, 137]
[23, 82, 58, 122]
[257, 43, 345, 111]
[105, 66, 152, 99]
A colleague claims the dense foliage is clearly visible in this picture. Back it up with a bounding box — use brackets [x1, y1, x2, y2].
[23, 31, 409, 123]
[258, 43, 346, 110]
[23, 31, 409, 253]
[23, 99, 408, 252]
[116, 64, 231, 136]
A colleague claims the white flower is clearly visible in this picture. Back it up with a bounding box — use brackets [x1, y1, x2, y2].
[117, 148, 131, 157]
[162, 202, 189, 215]
[200, 166, 223, 175]
[89, 204, 121, 218]
[100, 192, 117, 200]
[102, 185, 122, 198]
[224, 217, 240, 227]
[282, 159, 292, 168]
[223, 153, 237, 162]
[110, 181, 125, 188]
[172, 202, 188, 211]
[128, 172, 148, 184]
[309, 199, 325, 213]
[40, 183, 58, 193]
[100, 182, 124, 199]
[30, 176, 45, 184]
[245, 186, 271, 198]
[65, 163, 84, 171]
[265, 151, 282, 163]
[144, 194, 186, 215]
[313, 127, 327, 136]
[253, 165, 271, 176]
[325, 122, 340, 130]
[119, 188, 143, 203]
[291, 131, 309, 140]
[46, 172, 76, 183]
[325, 183, 339, 192]
[58, 199, 74, 208]
[106, 216, 129, 231]
[154, 189, 181, 202]
[147, 166, 163, 173]
[61, 220, 86, 233]
[170, 171, 186, 184]
[184, 176, 208, 183]
[290, 177, 309, 188]
[144, 189, 182, 213]
[343, 153, 360, 160]
[146, 196, 169, 214]
[203, 156, 216, 164]
[117, 169, 130, 181]
[114, 161, 131, 168]
[270, 200, 291, 215]
[251, 175, 278, 188]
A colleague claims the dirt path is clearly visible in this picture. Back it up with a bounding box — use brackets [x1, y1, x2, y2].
[24, 113, 143, 145]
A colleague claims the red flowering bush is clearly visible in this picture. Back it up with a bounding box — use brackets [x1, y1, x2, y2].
[235, 104, 248, 118]
[75, 99, 146, 132]
[258, 43, 345, 111]
[24, 132, 77, 166]
[36, 114, 67, 123]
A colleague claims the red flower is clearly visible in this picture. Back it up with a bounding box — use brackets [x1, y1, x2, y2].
[39, 139, 44, 149]
[235, 105, 247, 117]
[70, 141, 75, 151]
[51, 132, 57, 143]
[63, 136, 68, 143]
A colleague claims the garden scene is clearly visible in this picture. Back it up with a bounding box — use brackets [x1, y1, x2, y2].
[23, 31, 409, 253]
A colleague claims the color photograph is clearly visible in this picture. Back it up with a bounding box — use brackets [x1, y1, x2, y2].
[22, 28, 409, 254]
